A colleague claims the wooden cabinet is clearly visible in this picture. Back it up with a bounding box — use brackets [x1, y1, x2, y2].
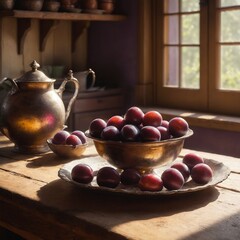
[64, 89, 125, 131]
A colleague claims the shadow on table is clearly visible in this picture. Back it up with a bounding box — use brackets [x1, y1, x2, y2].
[0, 145, 97, 168]
[37, 178, 220, 224]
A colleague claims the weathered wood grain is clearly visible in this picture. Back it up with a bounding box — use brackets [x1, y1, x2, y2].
[0, 136, 239, 240]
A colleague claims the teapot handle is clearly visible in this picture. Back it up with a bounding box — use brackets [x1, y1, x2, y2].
[56, 70, 79, 122]
[1, 77, 19, 94]
[87, 68, 96, 88]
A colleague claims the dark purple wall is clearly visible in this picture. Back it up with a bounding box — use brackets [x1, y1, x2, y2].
[88, 0, 138, 97]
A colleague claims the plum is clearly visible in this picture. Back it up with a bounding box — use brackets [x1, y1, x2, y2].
[183, 152, 204, 171]
[120, 168, 141, 186]
[161, 168, 184, 190]
[157, 126, 171, 140]
[52, 130, 70, 144]
[101, 126, 121, 141]
[66, 135, 82, 146]
[89, 118, 107, 138]
[71, 130, 87, 144]
[107, 115, 125, 130]
[139, 173, 163, 192]
[124, 106, 144, 126]
[121, 124, 140, 141]
[96, 166, 120, 188]
[168, 117, 189, 137]
[140, 126, 161, 142]
[171, 162, 190, 182]
[142, 110, 162, 127]
[191, 163, 213, 184]
[71, 164, 94, 184]
[161, 120, 169, 129]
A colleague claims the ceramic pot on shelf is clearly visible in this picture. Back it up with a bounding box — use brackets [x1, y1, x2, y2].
[83, 0, 98, 10]
[20, 0, 44, 11]
[99, 0, 115, 14]
[0, 0, 15, 10]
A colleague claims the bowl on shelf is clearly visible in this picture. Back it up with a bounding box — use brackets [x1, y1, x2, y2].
[47, 139, 88, 159]
[85, 129, 193, 173]
[21, 0, 44, 11]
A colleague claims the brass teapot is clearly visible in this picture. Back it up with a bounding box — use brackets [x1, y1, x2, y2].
[0, 60, 79, 154]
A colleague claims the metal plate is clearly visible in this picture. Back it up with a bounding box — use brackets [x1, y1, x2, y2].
[58, 156, 231, 196]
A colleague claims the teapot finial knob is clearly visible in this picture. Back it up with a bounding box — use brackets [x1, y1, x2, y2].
[67, 70, 73, 80]
[30, 60, 40, 72]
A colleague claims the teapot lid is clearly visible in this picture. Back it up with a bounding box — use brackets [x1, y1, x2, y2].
[16, 60, 54, 83]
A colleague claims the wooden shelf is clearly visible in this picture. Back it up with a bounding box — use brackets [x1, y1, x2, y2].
[0, 10, 126, 21]
[0, 10, 126, 54]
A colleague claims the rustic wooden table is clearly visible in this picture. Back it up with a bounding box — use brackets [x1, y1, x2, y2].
[0, 135, 239, 240]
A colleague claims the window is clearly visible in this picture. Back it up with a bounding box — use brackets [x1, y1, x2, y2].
[152, 0, 240, 116]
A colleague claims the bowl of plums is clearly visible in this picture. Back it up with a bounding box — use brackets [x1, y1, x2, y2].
[47, 130, 88, 158]
[58, 106, 230, 195]
[85, 106, 193, 173]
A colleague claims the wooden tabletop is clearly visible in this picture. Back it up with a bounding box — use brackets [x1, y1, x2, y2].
[0, 135, 240, 240]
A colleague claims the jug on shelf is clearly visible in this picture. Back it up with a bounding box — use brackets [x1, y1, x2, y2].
[73, 68, 96, 92]
[0, 60, 79, 154]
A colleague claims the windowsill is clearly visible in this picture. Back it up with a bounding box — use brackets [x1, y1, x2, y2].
[142, 107, 240, 133]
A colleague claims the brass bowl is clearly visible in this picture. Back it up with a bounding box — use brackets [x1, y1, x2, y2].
[47, 139, 88, 159]
[85, 129, 193, 172]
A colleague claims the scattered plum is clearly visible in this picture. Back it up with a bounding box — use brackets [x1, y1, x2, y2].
[121, 124, 140, 141]
[124, 106, 144, 126]
[71, 130, 87, 144]
[161, 168, 184, 190]
[120, 168, 141, 186]
[171, 162, 190, 182]
[89, 118, 107, 138]
[107, 115, 125, 130]
[101, 126, 121, 141]
[140, 126, 161, 142]
[157, 126, 171, 140]
[191, 163, 213, 184]
[52, 130, 70, 144]
[168, 117, 189, 137]
[139, 173, 163, 192]
[96, 166, 120, 188]
[66, 135, 82, 146]
[71, 164, 94, 184]
[183, 152, 204, 171]
[142, 111, 162, 127]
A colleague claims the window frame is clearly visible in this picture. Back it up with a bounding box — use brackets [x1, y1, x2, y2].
[137, 0, 240, 116]
[155, 0, 208, 112]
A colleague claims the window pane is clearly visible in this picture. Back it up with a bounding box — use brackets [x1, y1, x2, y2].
[165, 0, 179, 13]
[181, 47, 200, 89]
[165, 16, 179, 44]
[221, 10, 240, 42]
[220, 46, 240, 90]
[164, 47, 179, 87]
[182, 14, 199, 44]
[221, 0, 240, 7]
[182, 0, 199, 12]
